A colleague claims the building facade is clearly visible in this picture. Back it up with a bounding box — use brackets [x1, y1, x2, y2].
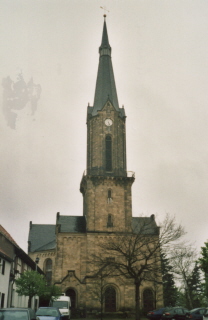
[0, 225, 42, 309]
[28, 18, 163, 314]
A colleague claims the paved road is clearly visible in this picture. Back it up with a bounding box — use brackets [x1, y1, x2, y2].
[74, 316, 131, 320]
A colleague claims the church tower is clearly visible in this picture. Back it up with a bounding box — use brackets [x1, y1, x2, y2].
[80, 17, 135, 233]
[28, 17, 162, 313]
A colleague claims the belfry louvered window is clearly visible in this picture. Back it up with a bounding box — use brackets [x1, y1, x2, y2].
[106, 135, 112, 171]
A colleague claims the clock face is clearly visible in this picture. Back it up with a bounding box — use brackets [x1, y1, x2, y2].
[105, 118, 113, 126]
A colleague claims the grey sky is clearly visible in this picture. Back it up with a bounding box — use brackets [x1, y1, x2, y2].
[1, 0, 208, 253]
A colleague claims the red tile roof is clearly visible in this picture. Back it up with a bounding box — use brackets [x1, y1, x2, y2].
[0, 225, 19, 248]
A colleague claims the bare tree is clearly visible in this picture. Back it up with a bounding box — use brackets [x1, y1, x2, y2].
[87, 265, 114, 320]
[170, 246, 197, 309]
[91, 214, 185, 320]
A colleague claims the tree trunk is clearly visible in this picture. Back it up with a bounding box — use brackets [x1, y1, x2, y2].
[100, 278, 103, 320]
[205, 274, 208, 298]
[135, 281, 140, 320]
[28, 296, 32, 308]
[183, 271, 193, 309]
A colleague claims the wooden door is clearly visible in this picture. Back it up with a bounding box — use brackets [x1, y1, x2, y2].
[105, 286, 116, 312]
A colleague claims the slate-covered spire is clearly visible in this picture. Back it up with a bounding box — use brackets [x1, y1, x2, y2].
[99, 18, 111, 54]
[91, 17, 121, 116]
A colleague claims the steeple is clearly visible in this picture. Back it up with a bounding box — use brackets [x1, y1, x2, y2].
[91, 17, 122, 117]
[99, 17, 111, 55]
[80, 16, 134, 234]
[84, 16, 128, 178]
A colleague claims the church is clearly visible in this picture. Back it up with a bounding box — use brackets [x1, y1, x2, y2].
[28, 17, 163, 314]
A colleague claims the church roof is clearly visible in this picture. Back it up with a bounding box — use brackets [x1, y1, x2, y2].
[28, 224, 56, 252]
[91, 18, 123, 117]
[28, 215, 158, 253]
[57, 215, 86, 233]
[36, 240, 56, 252]
[28, 216, 86, 253]
[132, 215, 159, 235]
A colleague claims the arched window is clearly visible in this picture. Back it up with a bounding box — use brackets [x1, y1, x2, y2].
[105, 286, 116, 312]
[105, 135, 112, 171]
[143, 288, 154, 313]
[45, 259, 52, 285]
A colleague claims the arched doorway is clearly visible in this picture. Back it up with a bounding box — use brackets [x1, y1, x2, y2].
[65, 288, 76, 310]
[143, 289, 154, 313]
[104, 286, 116, 312]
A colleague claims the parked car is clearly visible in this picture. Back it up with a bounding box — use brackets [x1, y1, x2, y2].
[203, 308, 208, 320]
[187, 308, 207, 320]
[147, 308, 168, 320]
[0, 307, 37, 320]
[36, 307, 65, 320]
[162, 307, 189, 320]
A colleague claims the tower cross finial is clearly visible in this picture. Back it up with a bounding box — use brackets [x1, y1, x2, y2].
[100, 6, 110, 17]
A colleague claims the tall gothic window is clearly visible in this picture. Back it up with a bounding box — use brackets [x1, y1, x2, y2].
[106, 135, 112, 171]
[45, 259, 52, 285]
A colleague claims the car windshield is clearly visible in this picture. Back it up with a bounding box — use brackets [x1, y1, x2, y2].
[36, 308, 59, 316]
[0, 310, 28, 320]
[51, 301, 68, 308]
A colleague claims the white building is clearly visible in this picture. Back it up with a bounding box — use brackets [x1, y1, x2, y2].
[0, 225, 43, 309]
[0, 254, 11, 308]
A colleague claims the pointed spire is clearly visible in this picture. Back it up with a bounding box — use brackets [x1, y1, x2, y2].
[91, 17, 121, 116]
[99, 18, 111, 54]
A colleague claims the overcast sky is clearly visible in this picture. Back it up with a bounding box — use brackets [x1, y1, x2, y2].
[1, 0, 208, 254]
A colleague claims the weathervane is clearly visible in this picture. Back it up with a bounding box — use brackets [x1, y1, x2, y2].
[100, 6, 110, 17]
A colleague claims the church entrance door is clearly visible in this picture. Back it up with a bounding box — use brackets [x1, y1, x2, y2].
[65, 288, 76, 310]
[143, 289, 154, 313]
[104, 286, 116, 312]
